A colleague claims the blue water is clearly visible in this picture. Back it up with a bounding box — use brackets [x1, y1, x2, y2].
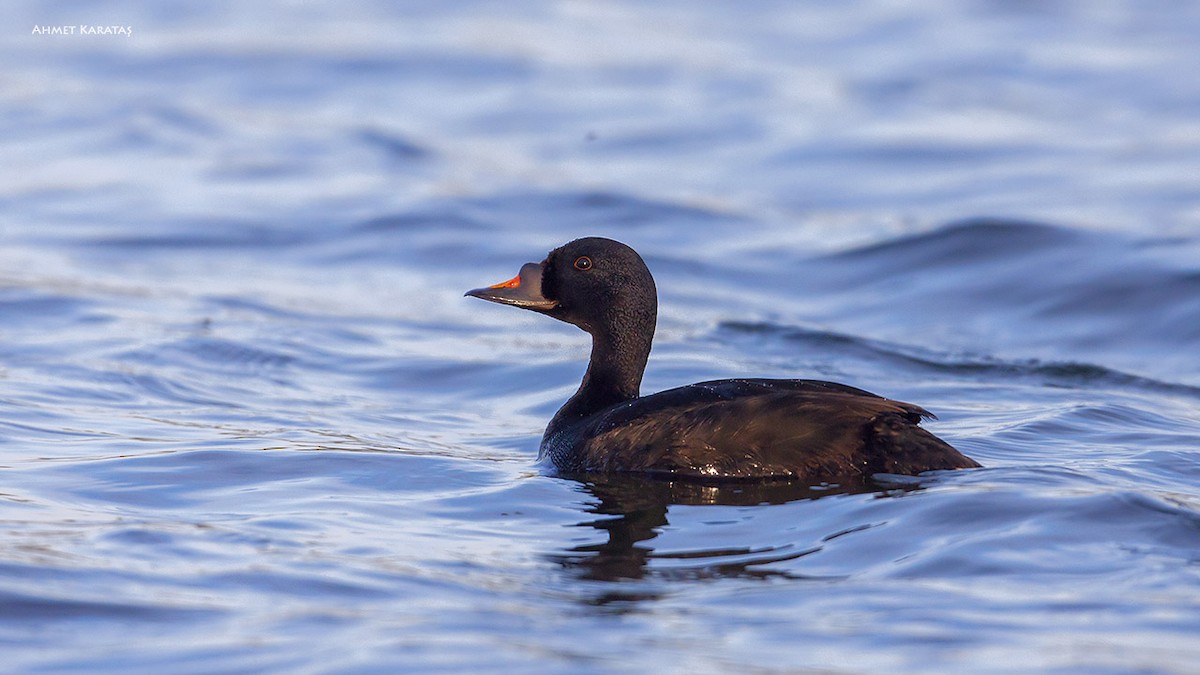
[3, 1, 1200, 672]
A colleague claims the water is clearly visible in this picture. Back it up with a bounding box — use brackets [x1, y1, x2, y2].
[3, 1, 1200, 672]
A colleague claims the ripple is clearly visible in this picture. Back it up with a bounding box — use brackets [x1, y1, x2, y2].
[356, 127, 431, 161]
[0, 589, 217, 623]
[829, 218, 1081, 267]
[714, 320, 1200, 398]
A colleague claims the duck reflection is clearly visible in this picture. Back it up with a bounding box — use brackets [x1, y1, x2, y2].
[548, 474, 913, 592]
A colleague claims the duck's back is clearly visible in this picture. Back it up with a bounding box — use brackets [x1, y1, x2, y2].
[539, 378, 979, 481]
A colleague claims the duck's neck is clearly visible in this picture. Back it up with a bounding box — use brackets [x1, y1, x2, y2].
[547, 310, 655, 437]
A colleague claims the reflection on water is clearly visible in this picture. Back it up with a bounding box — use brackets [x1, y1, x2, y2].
[551, 474, 911, 587]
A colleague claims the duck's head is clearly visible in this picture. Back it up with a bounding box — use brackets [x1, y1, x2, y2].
[466, 237, 657, 335]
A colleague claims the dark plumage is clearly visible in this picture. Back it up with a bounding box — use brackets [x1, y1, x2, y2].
[466, 237, 979, 482]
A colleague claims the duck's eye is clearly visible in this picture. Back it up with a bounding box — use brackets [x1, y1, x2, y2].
[573, 256, 593, 271]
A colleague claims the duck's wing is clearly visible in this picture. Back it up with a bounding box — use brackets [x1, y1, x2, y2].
[556, 379, 974, 480]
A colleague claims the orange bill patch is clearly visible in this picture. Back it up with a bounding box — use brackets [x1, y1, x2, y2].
[488, 274, 522, 289]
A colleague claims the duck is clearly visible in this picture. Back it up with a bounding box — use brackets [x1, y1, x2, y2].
[466, 237, 979, 482]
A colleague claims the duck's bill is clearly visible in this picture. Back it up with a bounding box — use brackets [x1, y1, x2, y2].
[465, 261, 559, 310]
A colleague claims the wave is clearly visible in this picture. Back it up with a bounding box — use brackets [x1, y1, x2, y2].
[826, 218, 1083, 267]
[715, 320, 1200, 398]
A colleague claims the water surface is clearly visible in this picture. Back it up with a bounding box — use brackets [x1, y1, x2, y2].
[2, 1, 1200, 672]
